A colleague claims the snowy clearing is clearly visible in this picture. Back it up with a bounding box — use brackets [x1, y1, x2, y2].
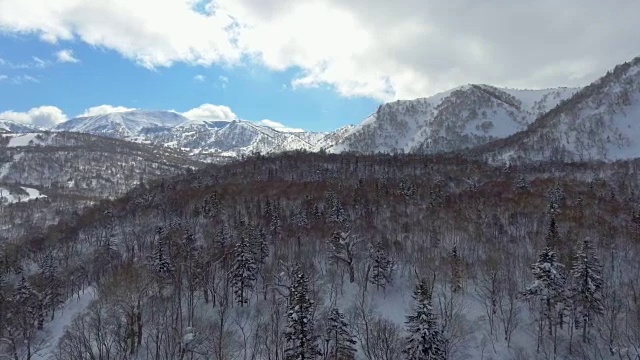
[3, 133, 42, 147]
[0, 186, 47, 204]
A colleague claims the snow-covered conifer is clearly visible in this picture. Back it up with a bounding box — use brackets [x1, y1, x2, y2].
[325, 308, 356, 360]
[368, 240, 394, 290]
[403, 278, 445, 360]
[570, 239, 604, 342]
[285, 263, 320, 360]
[523, 246, 566, 338]
[231, 233, 257, 306]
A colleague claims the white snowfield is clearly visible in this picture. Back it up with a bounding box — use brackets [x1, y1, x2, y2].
[2, 132, 46, 147]
[0, 186, 47, 204]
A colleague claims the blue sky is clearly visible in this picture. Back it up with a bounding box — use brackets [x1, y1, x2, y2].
[1, 0, 638, 132]
[0, 35, 378, 132]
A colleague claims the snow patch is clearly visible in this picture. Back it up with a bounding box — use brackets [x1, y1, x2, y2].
[0, 186, 47, 204]
[32, 287, 97, 360]
[4, 133, 43, 147]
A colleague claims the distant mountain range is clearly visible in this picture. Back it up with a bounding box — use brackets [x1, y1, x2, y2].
[4, 55, 640, 164]
[52, 111, 329, 160]
[43, 85, 579, 160]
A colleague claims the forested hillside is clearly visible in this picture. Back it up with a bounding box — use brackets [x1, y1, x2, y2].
[2, 152, 640, 359]
[0, 132, 201, 242]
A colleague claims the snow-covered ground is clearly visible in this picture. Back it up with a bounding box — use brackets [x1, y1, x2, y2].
[0, 186, 47, 204]
[3, 133, 43, 147]
[32, 287, 97, 360]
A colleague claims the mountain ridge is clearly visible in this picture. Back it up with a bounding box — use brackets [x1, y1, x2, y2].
[327, 85, 579, 155]
[8, 55, 640, 164]
[472, 56, 640, 164]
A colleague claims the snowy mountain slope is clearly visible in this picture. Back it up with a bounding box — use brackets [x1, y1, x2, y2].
[0, 119, 42, 133]
[54, 111, 328, 159]
[48, 85, 580, 160]
[55, 110, 186, 139]
[327, 85, 578, 154]
[314, 125, 356, 151]
[150, 119, 324, 158]
[476, 56, 640, 163]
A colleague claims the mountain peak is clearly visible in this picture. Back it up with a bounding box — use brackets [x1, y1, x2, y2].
[475, 55, 640, 163]
[328, 84, 579, 155]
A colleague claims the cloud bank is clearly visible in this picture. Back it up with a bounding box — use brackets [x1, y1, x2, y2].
[2, 0, 639, 100]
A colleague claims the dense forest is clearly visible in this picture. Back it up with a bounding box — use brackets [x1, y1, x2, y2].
[2, 151, 640, 359]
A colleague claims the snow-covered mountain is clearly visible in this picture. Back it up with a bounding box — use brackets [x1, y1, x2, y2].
[476, 56, 640, 164]
[54, 110, 186, 139]
[0, 119, 42, 133]
[327, 85, 578, 154]
[50, 86, 579, 161]
[53, 111, 330, 160]
[152, 119, 322, 159]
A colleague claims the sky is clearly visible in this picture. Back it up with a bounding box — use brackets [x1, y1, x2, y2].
[1, 0, 640, 132]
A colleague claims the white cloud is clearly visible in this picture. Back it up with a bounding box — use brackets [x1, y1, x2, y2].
[0, 74, 7, 81]
[193, 74, 206, 82]
[12, 75, 40, 84]
[0, 0, 241, 69]
[258, 119, 304, 133]
[0, 106, 68, 128]
[77, 105, 136, 117]
[55, 49, 80, 63]
[1, 0, 640, 100]
[32, 56, 49, 68]
[0, 56, 51, 69]
[218, 75, 228, 88]
[182, 104, 237, 121]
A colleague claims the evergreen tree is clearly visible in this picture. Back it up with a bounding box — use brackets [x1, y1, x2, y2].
[231, 234, 257, 306]
[151, 227, 174, 281]
[368, 240, 394, 290]
[0, 273, 9, 339]
[545, 216, 560, 249]
[403, 278, 445, 360]
[38, 254, 63, 320]
[632, 206, 640, 239]
[252, 226, 269, 268]
[270, 200, 282, 240]
[325, 308, 356, 360]
[202, 191, 221, 218]
[450, 245, 463, 293]
[285, 263, 320, 360]
[524, 246, 566, 337]
[514, 174, 530, 192]
[547, 183, 565, 216]
[325, 191, 348, 226]
[293, 207, 310, 228]
[13, 276, 41, 335]
[399, 177, 417, 199]
[570, 239, 604, 342]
